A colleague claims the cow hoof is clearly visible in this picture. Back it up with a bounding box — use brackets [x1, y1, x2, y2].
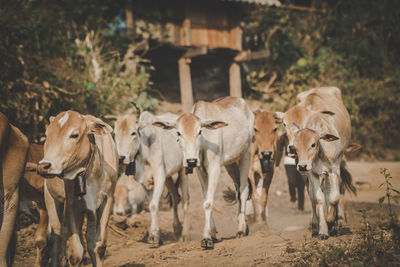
[181, 234, 190, 242]
[236, 225, 249, 238]
[319, 234, 329, 240]
[201, 238, 214, 250]
[173, 223, 183, 238]
[312, 232, 318, 238]
[148, 233, 162, 247]
[328, 222, 339, 236]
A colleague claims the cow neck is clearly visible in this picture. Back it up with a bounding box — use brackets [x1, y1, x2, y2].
[81, 134, 96, 178]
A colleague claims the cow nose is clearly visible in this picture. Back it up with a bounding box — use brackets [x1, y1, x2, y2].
[289, 145, 296, 155]
[116, 211, 124, 216]
[298, 164, 308, 171]
[261, 151, 272, 160]
[186, 158, 197, 168]
[119, 156, 125, 164]
[37, 162, 51, 173]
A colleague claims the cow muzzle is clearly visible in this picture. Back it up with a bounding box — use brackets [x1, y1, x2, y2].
[37, 162, 59, 178]
[260, 151, 272, 173]
[185, 158, 198, 174]
[297, 164, 309, 172]
[125, 161, 136, 176]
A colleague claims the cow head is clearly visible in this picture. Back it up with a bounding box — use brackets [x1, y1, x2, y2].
[38, 111, 113, 180]
[274, 106, 311, 157]
[291, 123, 339, 172]
[153, 113, 228, 173]
[253, 111, 278, 173]
[113, 114, 140, 166]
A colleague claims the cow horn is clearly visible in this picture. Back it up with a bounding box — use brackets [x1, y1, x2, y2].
[131, 102, 141, 118]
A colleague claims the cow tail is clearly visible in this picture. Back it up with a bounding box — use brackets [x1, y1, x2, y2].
[222, 179, 253, 204]
[222, 186, 237, 204]
[340, 161, 357, 195]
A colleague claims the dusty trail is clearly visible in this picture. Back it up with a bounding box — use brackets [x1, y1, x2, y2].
[14, 161, 400, 266]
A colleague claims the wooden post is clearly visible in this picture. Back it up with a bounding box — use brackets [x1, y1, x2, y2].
[178, 57, 194, 112]
[229, 62, 242, 98]
[125, 0, 134, 32]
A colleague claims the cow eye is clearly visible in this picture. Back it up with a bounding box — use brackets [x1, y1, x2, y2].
[311, 143, 316, 148]
[131, 132, 136, 136]
[198, 130, 202, 135]
[273, 127, 277, 132]
[70, 133, 79, 139]
[177, 131, 181, 137]
[283, 123, 287, 127]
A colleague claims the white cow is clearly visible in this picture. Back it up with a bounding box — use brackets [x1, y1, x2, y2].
[38, 111, 118, 266]
[113, 173, 148, 216]
[153, 96, 254, 249]
[113, 109, 188, 246]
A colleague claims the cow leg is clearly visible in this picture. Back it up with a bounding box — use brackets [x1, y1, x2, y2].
[327, 162, 341, 236]
[179, 170, 190, 241]
[259, 172, 273, 222]
[148, 170, 166, 246]
[34, 208, 49, 267]
[338, 190, 346, 227]
[306, 178, 319, 237]
[0, 183, 19, 267]
[297, 172, 306, 211]
[165, 176, 182, 239]
[44, 182, 65, 267]
[247, 170, 257, 221]
[236, 153, 251, 237]
[310, 175, 329, 239]
[65, 199, 84, 267]
[196, 166, 217, 242]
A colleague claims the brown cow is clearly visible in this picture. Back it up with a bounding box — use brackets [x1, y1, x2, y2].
[20, 143, 49, 267]
[0, 112, 29, 267]
[248, 111, 279, 223]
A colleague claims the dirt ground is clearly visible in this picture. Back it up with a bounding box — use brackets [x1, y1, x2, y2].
[14, 161, 400, 266]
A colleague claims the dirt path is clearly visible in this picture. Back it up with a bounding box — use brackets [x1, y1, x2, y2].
[14, 161, 400, 266]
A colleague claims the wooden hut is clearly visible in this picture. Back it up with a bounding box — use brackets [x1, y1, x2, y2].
[126, 0, 280, 111]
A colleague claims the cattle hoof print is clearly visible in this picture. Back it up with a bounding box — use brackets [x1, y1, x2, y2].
[319, 234, 329, 240]
[201, 238, 214, 250]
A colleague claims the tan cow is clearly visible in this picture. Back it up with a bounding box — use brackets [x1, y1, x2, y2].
[0, 112, 29, 267]
[275, 87, 354, 239]
[248, 111, 279, 222]
[37, 111, 118, 267]
[153, 96, 254, 249]
[20, 143, 49, 267]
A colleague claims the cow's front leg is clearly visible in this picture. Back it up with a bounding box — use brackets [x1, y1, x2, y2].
[310, 176, 329, 239]
[148, 171, 166, 246]
[179, 170, 190, 241]
[306, 178, 319, 237]
[237, 153, 251, 237]
[165, 176, 182, 239]
[201, 164, 220, 249]
[259, 172, 273, 222]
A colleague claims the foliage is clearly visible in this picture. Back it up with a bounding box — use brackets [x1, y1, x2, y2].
[243, 0, 400, 158]
[0, 0, 158, 141]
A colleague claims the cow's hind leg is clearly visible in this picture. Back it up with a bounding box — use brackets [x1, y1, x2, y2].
[34, 208, 49, 267]
[165, 176, 182, 239]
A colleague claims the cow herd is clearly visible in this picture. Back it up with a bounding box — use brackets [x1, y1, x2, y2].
[0, 86, 358, 267]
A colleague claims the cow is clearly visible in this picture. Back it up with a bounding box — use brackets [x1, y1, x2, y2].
[113, 173, 148, 217]
[37, 111, 118, 267]
[111, 109, 188, 246]
[274, 87, 355, 239]
[0, 112, 29, 267]
[153, 96, 254, 249]
[20, 143, 49, 267]
[247, 111, 279, 223]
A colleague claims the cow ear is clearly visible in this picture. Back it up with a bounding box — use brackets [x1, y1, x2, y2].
[201, 120, 228, 130]
[321, 111, 335, 116]
[152, 121, 176, 130]
[291, 122, 300, 134]
[84, 115, 113, 135]
[49, 116, 55, 123]
[273, 112, 284, 123]
[346, 143, 361, 152]
[320, 134, 339, 142]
